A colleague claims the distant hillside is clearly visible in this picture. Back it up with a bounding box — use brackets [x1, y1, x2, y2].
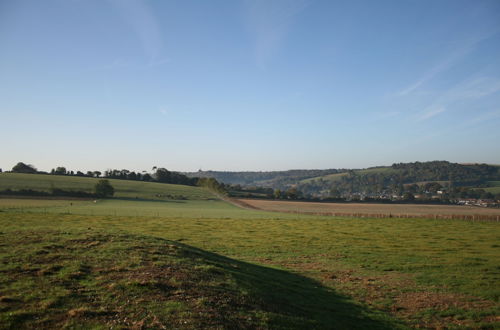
[186, 162, 500, 198]
[185, 169, 345, 188]
[298, 161, 500, 197]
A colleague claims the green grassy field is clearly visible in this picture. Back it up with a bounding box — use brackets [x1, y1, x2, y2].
[300, 167, 396, 184]
[484, 181, 500, 194]
[0, 198, 278, 219]
[1, 196, 499, 329]
[0, 173, 214, 200]
[2, 227, 401, 329]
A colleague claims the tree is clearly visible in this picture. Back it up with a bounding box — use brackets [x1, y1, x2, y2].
[155, 168, 172, 183]
[407, 184, 419, 193]
[12, 162, 37, 173]
[329, 187, 341, 198]
[197, 177, 226, 194]
[55, 167, 67, 175]
[274, 189, 282, 199]
[402, 192, 415, 201]
[285, 187, 300, 199]
[94, 180, 114, 198]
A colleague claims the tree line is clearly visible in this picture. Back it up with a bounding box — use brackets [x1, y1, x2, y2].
[297, 161, 500, 199]
[4, 162, 226, 194]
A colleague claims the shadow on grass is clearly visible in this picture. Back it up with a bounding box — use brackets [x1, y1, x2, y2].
[174, 241, 401, 329]
[0, 230, 401, 329]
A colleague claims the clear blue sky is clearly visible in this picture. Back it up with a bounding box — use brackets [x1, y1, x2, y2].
[1, 0, 500, 172]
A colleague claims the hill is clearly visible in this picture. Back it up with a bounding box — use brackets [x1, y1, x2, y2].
[185, 169, 344, 188]
[0, 173, 215, 200]
[297, 161, 500, 198]
[186, 162, 500, 199]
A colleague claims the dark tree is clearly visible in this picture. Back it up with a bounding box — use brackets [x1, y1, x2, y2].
[403, 192, 415, 201]
[94, 179, 114, 198]
[54, 167, 67, 175]
[12, 162, 37, 173]
[155, 168, 172, 183]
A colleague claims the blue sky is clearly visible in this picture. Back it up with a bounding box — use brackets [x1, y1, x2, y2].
[1, 0, 500, 172]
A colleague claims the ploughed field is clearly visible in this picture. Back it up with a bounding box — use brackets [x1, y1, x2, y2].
[0, 177, 499, 328]
[238, 198, 500, 219]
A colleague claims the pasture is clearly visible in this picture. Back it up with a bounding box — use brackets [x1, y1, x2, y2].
[300, 167, 396, 184]
[0, 173, 213, 200]
[1, 196, 499, 328]
[484, 181, 500, 194]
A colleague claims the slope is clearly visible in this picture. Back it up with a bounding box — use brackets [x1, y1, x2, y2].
[0, 173, 214, 200]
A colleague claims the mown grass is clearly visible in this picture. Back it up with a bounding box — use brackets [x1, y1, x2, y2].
[1, 203, 499, 328]
[0, 173, 214, 200]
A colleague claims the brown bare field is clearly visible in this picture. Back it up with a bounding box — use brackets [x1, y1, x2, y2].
[237, 199, 500, 220]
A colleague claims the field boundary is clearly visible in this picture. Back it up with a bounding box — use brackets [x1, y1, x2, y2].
[236, 199, 500, 222]
[0, 195, 93, 201]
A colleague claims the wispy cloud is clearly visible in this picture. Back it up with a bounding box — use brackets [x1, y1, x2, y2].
[244, 0, 310, 68]
[398, 32, 497, 96]
[108, 0, 166, 66]
[417, 106, 446, 121]
[467, 109, 500, 126]
[415, 76, 500, 121]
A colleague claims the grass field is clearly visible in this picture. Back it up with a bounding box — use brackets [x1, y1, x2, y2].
[300, 167, 396, 184]
[484, 181, 500, 194]
[0, 173, 214, 200]
[238, 198, 500, 218]
[0, 175, 499, 328]
[1, 195, 499, 328]
[0, 198, 277, 219]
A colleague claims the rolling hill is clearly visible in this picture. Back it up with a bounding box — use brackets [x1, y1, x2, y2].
[187, 162, 500, 198]
[0, 173, 215, 200]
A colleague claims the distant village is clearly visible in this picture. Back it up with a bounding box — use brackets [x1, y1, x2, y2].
[329, 190, 500, 208]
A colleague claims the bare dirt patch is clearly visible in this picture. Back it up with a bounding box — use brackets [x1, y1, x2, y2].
[394, 291, 496, 328]
[253, 256, 498, 329]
